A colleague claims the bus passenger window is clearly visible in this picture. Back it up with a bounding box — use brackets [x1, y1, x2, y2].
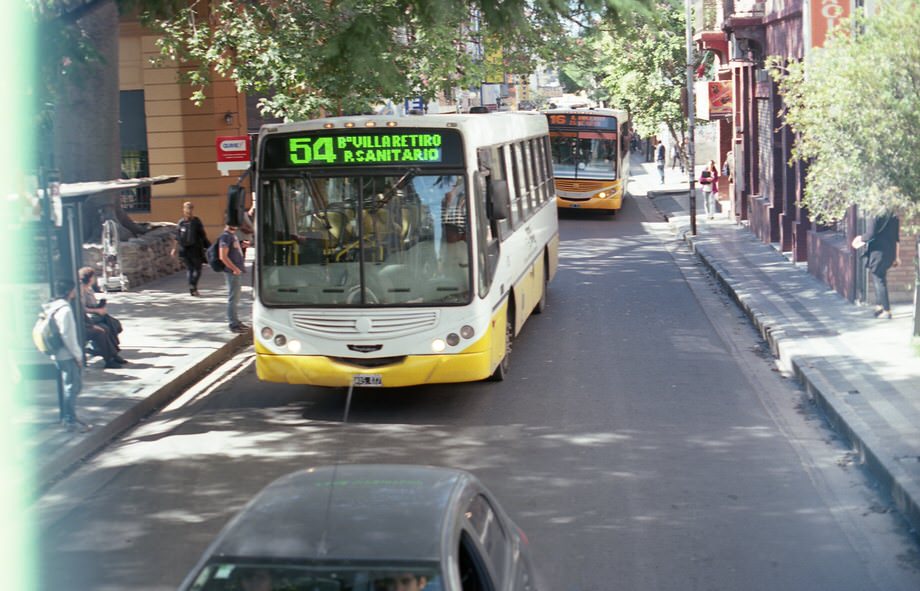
[500, 146, 521, 229]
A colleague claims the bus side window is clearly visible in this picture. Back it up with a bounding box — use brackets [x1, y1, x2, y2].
[499, 146, 521, 231]
[530, 138, 546, 206]
[475, 148, 500, 296]
[511, 143, 528, 221]
[521, 140, 536, 215]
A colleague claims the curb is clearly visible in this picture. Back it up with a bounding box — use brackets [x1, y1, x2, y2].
[678, 227, 920, 537]
[35, 331, 253, 497]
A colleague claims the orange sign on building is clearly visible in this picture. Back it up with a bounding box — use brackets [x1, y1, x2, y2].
[810, 0, 851, 48]
[695, 81, 733, 120]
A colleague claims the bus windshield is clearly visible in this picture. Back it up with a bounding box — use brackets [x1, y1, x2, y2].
[548, 131, 618, 180]
[259, 173, 470, 307]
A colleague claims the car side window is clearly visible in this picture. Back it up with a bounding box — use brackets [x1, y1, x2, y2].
[464, 494, 507, 582]
[458, 531, 494, 591]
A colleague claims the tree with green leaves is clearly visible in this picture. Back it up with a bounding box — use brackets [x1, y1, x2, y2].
[146, 1, 654, 120]
[149, 1, 574, 120]
[769, 0, 920, 335]
[593, 1, 695, 157]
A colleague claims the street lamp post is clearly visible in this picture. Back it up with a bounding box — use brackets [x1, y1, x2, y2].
[685, 0, 697, 235]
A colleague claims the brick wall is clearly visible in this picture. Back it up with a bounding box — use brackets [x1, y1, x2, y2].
[881, 231, 918, 304]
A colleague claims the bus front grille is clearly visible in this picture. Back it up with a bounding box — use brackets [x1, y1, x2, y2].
[290, 309, 439, 338]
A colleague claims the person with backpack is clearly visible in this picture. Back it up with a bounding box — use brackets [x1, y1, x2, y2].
[44, 279, 93, 433]
[218, 221, 248, 333]
[171, 201, 210, 297]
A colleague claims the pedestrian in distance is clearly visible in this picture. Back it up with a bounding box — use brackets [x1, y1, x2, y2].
[671, 144, 684, 173]
[655, 140, 666, 184]
[45, 279, 93, 433]
[218, 220, 248, 333]
[171, 201, 210, 297]
[699, 160, 720, 220]
[851, 210, 901, 319]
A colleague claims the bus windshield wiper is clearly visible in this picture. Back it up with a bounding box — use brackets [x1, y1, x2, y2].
[372, 168, 419, 210]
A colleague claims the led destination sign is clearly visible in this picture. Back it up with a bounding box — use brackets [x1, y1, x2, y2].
[261, 129, 464, 169]
[547, 114, 618, 131]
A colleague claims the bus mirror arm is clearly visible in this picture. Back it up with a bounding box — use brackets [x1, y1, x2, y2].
[488, 179, 510, 221]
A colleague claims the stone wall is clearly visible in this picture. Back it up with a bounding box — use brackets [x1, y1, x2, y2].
[82, 223, 184, 290]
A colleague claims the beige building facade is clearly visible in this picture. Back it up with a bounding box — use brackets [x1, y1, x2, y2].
[119, 19, 249, 241]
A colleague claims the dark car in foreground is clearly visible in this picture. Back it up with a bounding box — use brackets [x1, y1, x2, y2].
[179, 465, 540, 591]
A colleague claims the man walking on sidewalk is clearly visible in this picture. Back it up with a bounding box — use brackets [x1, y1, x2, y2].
[47, 279, 93, 433]
[218, 222, 248, 333]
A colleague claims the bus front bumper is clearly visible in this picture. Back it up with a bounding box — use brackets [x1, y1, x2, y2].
[255, 349, 495, 387]
[557, 195, 622, 210]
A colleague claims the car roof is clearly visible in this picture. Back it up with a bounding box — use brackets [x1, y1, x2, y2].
[204, 464, 475, 564]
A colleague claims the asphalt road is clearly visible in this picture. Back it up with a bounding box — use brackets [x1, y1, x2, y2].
[36, 196, 920, 591]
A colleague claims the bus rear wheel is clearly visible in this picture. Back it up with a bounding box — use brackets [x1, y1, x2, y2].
[534, 265, 547, 315]
[489, 312, 513, 381]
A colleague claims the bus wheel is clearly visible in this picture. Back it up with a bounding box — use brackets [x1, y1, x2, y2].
[534, 268, 547, 315]
[489, 313, 513, 381]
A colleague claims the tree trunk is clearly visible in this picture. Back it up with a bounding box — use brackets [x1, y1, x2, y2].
[52, 0, 146, 242]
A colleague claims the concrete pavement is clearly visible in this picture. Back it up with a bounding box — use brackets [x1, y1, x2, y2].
[19, 263, 253, 497]
[630, 152, 920, 537]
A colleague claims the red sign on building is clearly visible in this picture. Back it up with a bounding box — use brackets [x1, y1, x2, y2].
[216, 136, 251, 175]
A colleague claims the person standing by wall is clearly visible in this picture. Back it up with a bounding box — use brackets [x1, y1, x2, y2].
[655, 140, 666, 184]
[171, 202, 210, 297]
[46, 279, 92, 433]
[852, 211, 901, 319]
[699, 160, 720, 220]
[218, 221, 248, 333]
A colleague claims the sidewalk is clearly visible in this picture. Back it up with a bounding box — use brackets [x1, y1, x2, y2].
[630, 153, 920, 536]
[19, 264, 253, 496]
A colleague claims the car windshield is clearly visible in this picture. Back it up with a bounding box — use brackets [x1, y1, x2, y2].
[259, 173, 470, 306]
[188, 562, 443, 591]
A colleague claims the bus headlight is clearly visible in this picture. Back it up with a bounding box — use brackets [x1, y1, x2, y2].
[431, 338, 446, 353]
[261, 327, 274, 340]
[446, 333, 460, 347]
[460, 325, 475, 339]
[287, 340, 302, 353]
[274, 334, 287, 347]
[597, 191, 607, 199]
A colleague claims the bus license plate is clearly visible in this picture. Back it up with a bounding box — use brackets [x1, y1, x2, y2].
[353, 374, 383, 387]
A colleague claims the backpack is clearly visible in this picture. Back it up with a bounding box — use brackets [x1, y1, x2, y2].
[32, 303, 65, 356]
[178, 218, 197, 248]
[206, 241, 226, 272]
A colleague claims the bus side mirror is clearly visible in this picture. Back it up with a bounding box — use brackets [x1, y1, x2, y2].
[488, 179, 510, 220]
[226, 184, 246, 226]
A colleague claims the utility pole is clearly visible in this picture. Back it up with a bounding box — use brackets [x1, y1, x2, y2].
[685, 0, 697, 235]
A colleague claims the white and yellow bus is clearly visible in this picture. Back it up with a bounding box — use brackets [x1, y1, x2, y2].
[545, 108, 630, 213]
[252, 113, 559, 387]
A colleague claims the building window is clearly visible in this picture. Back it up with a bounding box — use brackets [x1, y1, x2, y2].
[120, 90, 150, 213]
[756, 97, 772, 204]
